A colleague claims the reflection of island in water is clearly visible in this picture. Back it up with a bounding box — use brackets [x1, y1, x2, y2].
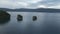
[0, 10, 10, 24]
[0, 19, 10, 24]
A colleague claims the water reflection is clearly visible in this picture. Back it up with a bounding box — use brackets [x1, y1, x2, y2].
[1, 12, 60, 34]
[0, 18, 10, 25]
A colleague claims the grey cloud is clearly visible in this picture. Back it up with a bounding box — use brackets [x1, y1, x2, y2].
[24, 0, 60, 8]
[38, 0, 60, 6]
[0, 0, 60, 9]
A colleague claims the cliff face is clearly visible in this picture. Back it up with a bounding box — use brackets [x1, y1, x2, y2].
[0, 10, 10, 23]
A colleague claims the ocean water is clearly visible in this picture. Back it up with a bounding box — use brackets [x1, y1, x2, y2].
[0, 12, 60, 34]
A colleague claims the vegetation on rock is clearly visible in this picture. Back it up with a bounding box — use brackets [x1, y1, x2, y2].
[0, 10, 10, 23]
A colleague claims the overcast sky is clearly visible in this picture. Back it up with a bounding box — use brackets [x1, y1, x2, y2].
[0, 0, 60, 9]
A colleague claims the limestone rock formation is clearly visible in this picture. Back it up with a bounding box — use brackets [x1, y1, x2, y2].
[17, 14, 23, 21]
[0, 10, 10, 23]
[33, 16, 37, 21]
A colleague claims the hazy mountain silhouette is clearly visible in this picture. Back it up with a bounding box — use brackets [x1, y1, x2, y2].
[0, 8, 60, 12]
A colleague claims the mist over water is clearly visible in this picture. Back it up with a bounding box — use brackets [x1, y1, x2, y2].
[0, 12, 60, 34]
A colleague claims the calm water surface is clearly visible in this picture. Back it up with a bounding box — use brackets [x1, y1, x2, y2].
[0, 12, 60, 34]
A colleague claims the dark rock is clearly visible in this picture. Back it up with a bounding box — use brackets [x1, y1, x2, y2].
[17, 14, 23, 21]
[0, 10, 10, 23]
[33, 16, 37, 21]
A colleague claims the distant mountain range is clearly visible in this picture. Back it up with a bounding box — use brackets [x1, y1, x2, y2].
[0, 8, 60, 12]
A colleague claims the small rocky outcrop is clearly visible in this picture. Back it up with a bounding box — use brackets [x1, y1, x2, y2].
[0, 10, 10, 23]
[17, 14, 23, 21]
[33, 16, 37, 21]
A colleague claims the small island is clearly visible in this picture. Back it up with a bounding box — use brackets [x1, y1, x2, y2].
[0, 10, 10, 23]
[17, 14, 23, 21]
[33, 16, 37, 21]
